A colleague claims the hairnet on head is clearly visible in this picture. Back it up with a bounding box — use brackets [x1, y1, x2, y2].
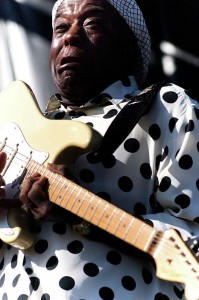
[52, 0, 151, 85]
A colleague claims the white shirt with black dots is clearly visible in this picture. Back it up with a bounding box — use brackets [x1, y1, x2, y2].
[0, 76, 199, 300]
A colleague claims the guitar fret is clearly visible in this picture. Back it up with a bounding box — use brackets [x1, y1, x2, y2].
[42, 166, 54, 181]
[60, 184, 77, 209]
[50, 177, 70, 205]
[81, 194, 95, 220]
[89, 198, 102, 222]
[31, 161, 41, 173]
[104, 207, 118, 232]
[97, 204, 119, 231]
[26, 160, 38, 176]
[73, 190, 89, 217]
[113, 211, 126, 235]
[95, 202, 110, 227]
[123, 216, 136, 241]
[37, 164, 46, 175]
[143, 230, 156, 252]
[69, 187, 83, 213]
[51, 179, 72, 207]
[131, 223, 146, 246]
[124, 219, 156, 252]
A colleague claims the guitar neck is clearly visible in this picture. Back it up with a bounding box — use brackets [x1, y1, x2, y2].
[26, 159, 199, 300]
[27, 159, 156, 254]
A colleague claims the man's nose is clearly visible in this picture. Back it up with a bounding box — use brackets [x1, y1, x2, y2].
[64, 23, 82, 46]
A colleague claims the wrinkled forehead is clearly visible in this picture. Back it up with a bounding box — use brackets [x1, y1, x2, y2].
[54, 0, 115, 21]
[54, 0, 108, 16]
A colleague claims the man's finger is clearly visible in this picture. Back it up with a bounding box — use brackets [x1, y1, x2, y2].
[0, 152, 7, 173]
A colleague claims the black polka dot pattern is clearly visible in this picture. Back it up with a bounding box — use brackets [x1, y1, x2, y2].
[155, 293, 170, 300]
[30, 277, 40, 291]
[11, 255, 18, 268]
[148, 124, 161, 140]
[118, 176, 133, 192]
[178, 155, 193, 169]
[34, 240, 48, 254]
[169, 117, 178, 132]
[134, 202, 146, 216]
[59, 276, 75, 290]
[173, 285, 185, 299]
[159, 177, 171, 192]
[162, 91, 178, 103]
[103, 109, 118, 119]
[52, 222, 67, 235]
[106, 251, 122, 265]
[1, 81, 197, 299]
[124, 138, 140, 153]
[97, 191, 112, 202]
[83, 262, 99, 277]
[13, 274, 20, 287]
[41, 294, 50, 300]
[140, 163, 152, 179]
[46, 256, 58, 270]
[161, 146, 169, 162]
[17, 295, 28, 300]
[142, 267, 153, 284]
[79, 169, 95, 183]
[99, 287, 114, 300]
[185, 120, 194, 132]
[67, 240, 84, 254]
[175, 194, 191, 209]
[121, 275, 136, 291]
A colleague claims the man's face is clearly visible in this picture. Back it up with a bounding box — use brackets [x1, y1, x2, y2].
[50, 0, 126, 105]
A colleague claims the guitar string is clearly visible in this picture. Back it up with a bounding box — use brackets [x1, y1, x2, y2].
[27, 161, 199, 275]
[2, 147, 199, 275]
[15, 155, 199, 270]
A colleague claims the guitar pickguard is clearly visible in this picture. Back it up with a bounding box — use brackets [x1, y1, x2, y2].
[0, 123, 49, 249]
[0, 122, 49, 199]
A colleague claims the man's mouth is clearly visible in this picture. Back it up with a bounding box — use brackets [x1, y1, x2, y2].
[58, 57, 83, 74]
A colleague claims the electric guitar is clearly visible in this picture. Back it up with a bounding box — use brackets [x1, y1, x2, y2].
[0, 81, 198, 300]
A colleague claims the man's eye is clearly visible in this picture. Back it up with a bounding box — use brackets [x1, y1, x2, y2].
[84, 19, 103, 31]
[55, 24, 69, 34]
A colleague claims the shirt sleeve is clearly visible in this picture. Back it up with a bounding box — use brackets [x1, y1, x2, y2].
[143, 84, 199, 242]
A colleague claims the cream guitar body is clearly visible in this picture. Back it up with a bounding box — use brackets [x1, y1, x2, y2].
[0, 81, 199, 300]
[0, 80, 101, 249]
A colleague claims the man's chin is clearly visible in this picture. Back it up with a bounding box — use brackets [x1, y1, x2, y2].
[57, 84, 92, 106]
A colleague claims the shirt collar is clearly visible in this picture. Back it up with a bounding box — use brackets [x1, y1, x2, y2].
[46, 76, 139, 113]
[102, 75, 139, 105]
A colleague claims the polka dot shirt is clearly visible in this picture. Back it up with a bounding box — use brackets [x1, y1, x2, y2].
[0, 77, 199, 300]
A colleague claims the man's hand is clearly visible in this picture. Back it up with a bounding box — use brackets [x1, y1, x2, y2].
[0, 152, 69, 220]
[19, 163, 72, 221]
[19, 173, 52, 220]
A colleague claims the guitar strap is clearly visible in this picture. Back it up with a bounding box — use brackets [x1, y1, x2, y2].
[96, 81, 168, 157]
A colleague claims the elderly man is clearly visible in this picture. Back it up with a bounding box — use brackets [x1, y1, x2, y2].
[0, 0, 199, 299]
